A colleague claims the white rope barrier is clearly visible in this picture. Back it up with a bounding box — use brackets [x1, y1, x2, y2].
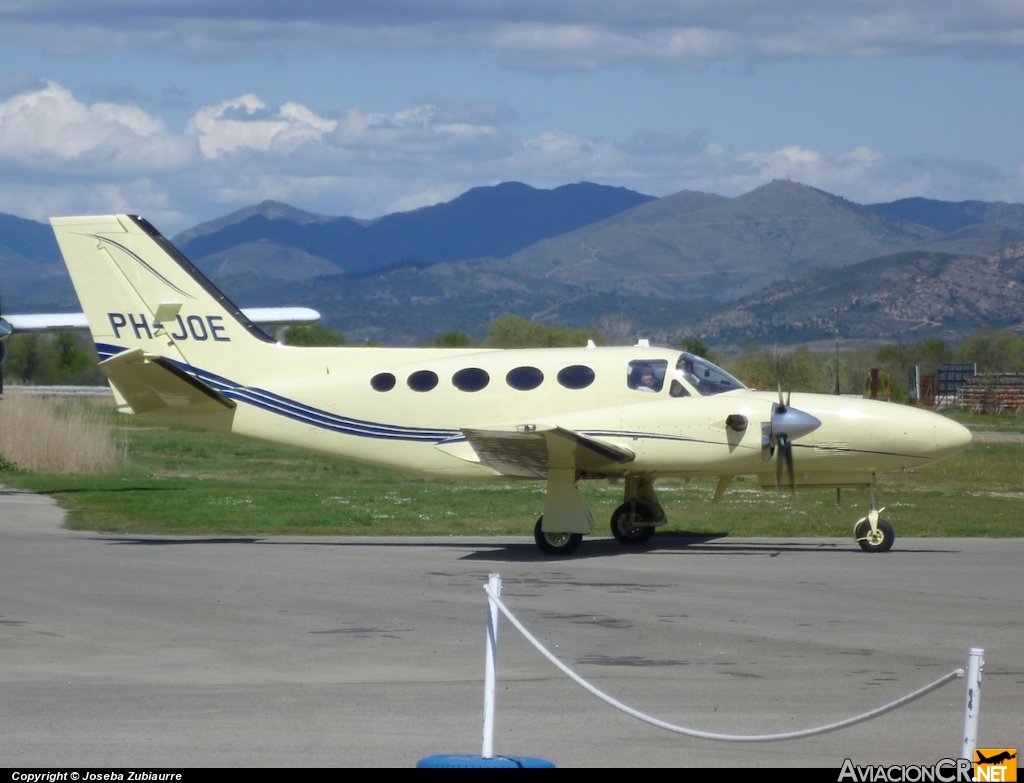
[484, 584, 964, 743]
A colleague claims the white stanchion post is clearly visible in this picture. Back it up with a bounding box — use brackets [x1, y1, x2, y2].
[482, 573, 501, 760]
[960, 647, 984, 761]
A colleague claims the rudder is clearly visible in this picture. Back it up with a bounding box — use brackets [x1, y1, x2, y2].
[51, 214, 275, 384]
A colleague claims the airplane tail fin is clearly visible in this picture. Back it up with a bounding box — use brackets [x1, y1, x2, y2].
[50, 215, 277, 385]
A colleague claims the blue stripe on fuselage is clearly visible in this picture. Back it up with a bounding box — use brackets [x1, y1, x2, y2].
[96, 343, 456, 443]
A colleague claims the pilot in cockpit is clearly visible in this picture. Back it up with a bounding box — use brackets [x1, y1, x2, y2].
[634, 364, 657, 392]
[678, 357, 696, 385]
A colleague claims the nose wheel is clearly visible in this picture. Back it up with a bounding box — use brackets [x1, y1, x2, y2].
[854, 476, 895, 552]
[855, 514, 895, 552]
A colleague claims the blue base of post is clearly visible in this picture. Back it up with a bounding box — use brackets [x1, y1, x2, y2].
[417, 754, 556, 768]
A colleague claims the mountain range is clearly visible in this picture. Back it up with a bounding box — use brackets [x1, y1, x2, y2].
[0, 212, 71, 311]
[3, 180, 1024, 346]
[174, 181, 655, 277]
[677, 243, 1024, 346]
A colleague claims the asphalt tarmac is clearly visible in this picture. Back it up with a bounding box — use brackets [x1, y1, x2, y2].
[1, 487, 1021, 768]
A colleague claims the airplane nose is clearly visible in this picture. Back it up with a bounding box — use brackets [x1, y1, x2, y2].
[774, 406, 821, 441]
[933, 415, 972, 458]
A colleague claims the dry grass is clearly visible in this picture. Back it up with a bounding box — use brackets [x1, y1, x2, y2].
[0, 393, 126, 475]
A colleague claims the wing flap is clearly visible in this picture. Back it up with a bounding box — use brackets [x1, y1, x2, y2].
[460, 424, 634, 478]
[99, 348, 236, 415]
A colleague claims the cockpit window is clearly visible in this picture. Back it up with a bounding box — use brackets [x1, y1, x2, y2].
[675, 352, 746, 396]
[627, 360, 667, 393]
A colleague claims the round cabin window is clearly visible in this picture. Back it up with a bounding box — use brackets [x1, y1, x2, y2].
[557, 365, 595, 390]
[506, 366, 544, 391]
[407, 370, 439, 392]
[370, 372, 396, 392]
[452, 367, 490, 392]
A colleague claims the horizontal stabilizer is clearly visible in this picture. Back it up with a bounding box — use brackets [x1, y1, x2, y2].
[461, 424, 633, 478]
[99, 348, 236, 415]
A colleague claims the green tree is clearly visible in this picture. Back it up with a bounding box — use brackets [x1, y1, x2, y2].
[484, 315, 605, 348]
[875, 339, 952, 392]
[283, 323, 349, 347]
[954, 327, 1024, 373]
[681, 338, 716, 363]
[55, 332, 92, 376]
[6, 334, 55, 383]
[2, 332, 103, 385]
[726, 343, 858, 394]
[726, 344, 777, 390]
[435, 331, 472, 348]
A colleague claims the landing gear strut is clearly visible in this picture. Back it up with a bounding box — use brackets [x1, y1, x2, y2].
[532, 475, 665, 555]
[854, 474, 895, 553]
[610, 501, 655, 544]
[610, 477, 664, 546]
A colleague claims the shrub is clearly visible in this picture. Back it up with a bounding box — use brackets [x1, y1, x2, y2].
[0, 393, 126, 475]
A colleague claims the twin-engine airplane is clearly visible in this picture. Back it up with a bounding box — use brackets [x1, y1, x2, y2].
[28, 214, 971, 555]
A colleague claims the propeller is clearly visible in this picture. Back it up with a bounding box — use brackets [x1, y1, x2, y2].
[762, 350, 822, 490]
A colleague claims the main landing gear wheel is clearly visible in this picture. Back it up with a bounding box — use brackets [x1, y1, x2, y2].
[610, 502, 656, 545]
[534, 516, 583, 556]
[855, 518, 895, 553]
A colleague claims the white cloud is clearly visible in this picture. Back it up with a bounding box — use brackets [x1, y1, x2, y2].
[0, 82, 193, 173]
[187, 95, 337, 159]
[2, 2, 1024, 69]
[1, 82, 1022, 233]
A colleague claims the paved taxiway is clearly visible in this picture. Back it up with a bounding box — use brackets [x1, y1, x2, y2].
[1, 487, 1021, 768]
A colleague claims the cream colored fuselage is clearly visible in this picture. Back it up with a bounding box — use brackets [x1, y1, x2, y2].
[205, 344, 971, 486]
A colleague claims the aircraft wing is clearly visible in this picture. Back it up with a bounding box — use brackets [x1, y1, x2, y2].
[458, 424, 634, 478]
[99, 347, 236, 415]
[3, 313, 90, 332]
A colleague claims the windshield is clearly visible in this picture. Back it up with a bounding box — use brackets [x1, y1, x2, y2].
[676, 352, 746, 396]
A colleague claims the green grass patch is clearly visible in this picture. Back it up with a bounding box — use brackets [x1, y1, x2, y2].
[2, 407, 1022, 538]
[940, 408, 1024, 433]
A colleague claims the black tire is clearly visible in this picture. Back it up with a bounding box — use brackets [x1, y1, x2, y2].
[855, 518, 895, 553]
[610, 502, 656, 545]
[533, 516, 583, 556]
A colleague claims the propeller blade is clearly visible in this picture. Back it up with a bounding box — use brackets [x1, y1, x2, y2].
[787, 353, 795, 408]
[774, 344, 784, 409]
[773, 436, 795, 491]
[782, 436, 795, 491]
[775, 439, 783, 490]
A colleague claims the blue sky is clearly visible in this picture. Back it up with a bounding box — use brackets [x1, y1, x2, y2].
[1, 1, 1023, 234]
